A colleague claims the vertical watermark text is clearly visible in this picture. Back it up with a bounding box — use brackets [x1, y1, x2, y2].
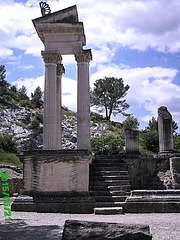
[1, 171, 12, 220]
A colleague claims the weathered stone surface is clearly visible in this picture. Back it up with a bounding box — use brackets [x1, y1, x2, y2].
[11, 194, 96, 213]
[158, 106, 174, 153]
[125, 190, 180, 213]
[21, 150, 92, 194]
[94, 207, 124, 215]
[170, 157, 180, 189]
[62, 220, 152, 240]
[125, 128, 139, 154]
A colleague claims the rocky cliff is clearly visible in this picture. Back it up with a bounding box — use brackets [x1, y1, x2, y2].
[0, 103, 123, 151]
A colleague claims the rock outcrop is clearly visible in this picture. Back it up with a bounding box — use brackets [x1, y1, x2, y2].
[62, 220, 152, 240]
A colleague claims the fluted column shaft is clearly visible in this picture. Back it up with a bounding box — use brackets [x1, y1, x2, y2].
[56, 64, 65, 149]
[75, 49, 92, 150]
[41, 51, 63, 150]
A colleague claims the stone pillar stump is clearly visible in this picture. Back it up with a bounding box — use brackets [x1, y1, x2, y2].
[158, 106, 174, 153]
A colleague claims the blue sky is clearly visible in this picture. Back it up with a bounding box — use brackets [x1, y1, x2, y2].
[1, 0, 180, 131]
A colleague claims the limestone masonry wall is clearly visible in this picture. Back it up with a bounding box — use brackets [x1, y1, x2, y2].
[124, 154, 180, 190]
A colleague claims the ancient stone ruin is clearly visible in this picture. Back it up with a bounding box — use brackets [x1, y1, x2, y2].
[158, 106, 174, 153]
[12, 3, 180, 215]
[12, 4, 95, 213]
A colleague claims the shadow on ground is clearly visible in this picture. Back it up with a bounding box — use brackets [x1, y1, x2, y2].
[0, 219, 63, 240]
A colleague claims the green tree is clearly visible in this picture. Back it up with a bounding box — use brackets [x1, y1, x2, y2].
[91, 135, 125, 155]
[140, 131, 159, 154]
[18, 85, 29, 100]
[122, 116, 140, 129]
[145, 117, 158, 132]
[174, 134, 180, 153]
[90, 77, 130, 121]
[0, 65, 10, 94]
[31, 86, 43, 108]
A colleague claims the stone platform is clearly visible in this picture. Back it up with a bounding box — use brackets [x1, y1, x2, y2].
[125, 190, 180, 213]
[11, 150, 96, 213]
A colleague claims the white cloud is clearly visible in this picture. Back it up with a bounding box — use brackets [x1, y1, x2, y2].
[12, 76, 44, 97]
[1, 0, 180, 60]
[13, 75, 77, 111]
[90, 63, 180, 125]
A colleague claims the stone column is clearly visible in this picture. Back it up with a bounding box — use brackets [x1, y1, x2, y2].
[125, 128, 139, 154]
[158, 106, 174, 153]
[41, 51, 62, 150]
[75, 49, 92, 150]
[56, 64, 65, 149]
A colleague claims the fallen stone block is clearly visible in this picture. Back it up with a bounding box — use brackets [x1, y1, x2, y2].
[94, 207, 124, 215]
[62, 220, 152, 240]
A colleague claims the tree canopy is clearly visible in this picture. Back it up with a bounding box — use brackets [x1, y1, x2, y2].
[90, 77, 130, 120]
[0, 65, 10, 94]
[122, 115, 140, 129]
[31, 86, 43, 108]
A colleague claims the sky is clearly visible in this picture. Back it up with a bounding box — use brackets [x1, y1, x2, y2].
[0, 0, 180, 131]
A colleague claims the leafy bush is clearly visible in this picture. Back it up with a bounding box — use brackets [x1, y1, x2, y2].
[91, 135, 125, 155]
[29, 118, 40, 130]
[0, 151, 22, 168]
[29, 111, 43, 130]
[90, 112, 105, 122]
[0, 133, 18, 153]
[174, 134, 180, 153]
[19, 99, 32, 108]
[140, 131, 159, 154]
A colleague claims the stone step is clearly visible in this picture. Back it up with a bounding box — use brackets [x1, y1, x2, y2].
[90, 176, 130, 181]
[92, 163, 127, 168]
[124, 202, 180, 213]
[90, 180, 130, 186]
[90, 171, 129, 176]
[90, 190, 130, 196]
[93, 196, 128, 202]
[94, 155, 125, 160]
[94, 207, 124, 215]
[89, 185, 131, 192]
[95, 201, 126, 208]
[90, 167, 127, 171]
[93, 159, 125, 164]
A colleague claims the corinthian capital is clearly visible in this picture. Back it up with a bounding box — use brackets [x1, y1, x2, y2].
[57, 64, 65, 77]
[74, 49, 92, 63]
[41, 51, 62, 64]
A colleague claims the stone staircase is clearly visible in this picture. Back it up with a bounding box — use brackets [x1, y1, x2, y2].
[89, 155, 131, 214]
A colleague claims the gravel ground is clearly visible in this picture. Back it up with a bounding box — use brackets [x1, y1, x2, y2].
[0, 200, 180, 240]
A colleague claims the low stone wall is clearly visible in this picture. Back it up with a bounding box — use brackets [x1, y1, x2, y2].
[0, 165, 23, 197]
[123, 153, 180, 190]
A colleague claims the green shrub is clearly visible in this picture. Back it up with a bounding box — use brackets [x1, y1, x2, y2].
[29, 111, 43, 130]
[29, 118, 40, 130]
[90, 112, 104, 122]
[140, 131, 159, 154]
[174, 134, 180, 153]
[19, 99, 32, 108]
[0, 133, 18, 153]
[91, 135, 125, 155]
[0, 151, 22, 168]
